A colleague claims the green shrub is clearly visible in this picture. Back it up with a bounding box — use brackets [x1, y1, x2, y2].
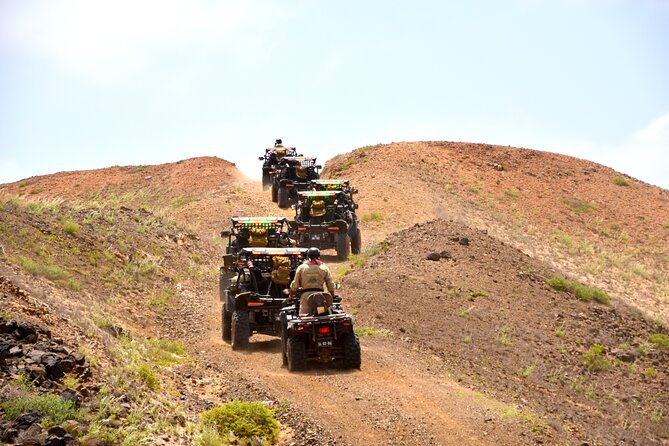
[361, 212, 384, 222]
[145, 338, 186, 366]
[573, 284, 610, 304]
[354, 326, 390, 337]
[612, 176, 630, 186]
[554, 325, 566, 338]
[546, 275, 570, 292]
[137, 362, 160, 391]
[503, 189, 519, 199]
[468, 289, 489, 300]
[648, 334, 669, 349]
[1, 394, 80, 427]
[546, 275, 610, 304]
[582, 344, 611, 371]
[63, 221, 79, 236]
[15, 256, 81, 291]
[564, 198, 596, 214]
[517, 365, 534, 378]
[201, 401, 280, 444]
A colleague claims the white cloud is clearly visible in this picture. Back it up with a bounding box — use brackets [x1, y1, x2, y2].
[550, 113, 669, 190]
[634, 112, 669, 142]
[0, 158, 21, 184]
[1, 0, 282, 84]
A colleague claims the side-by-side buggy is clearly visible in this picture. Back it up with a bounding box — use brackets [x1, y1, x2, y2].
[272, 156, 321, 208]
[220, 247, 307, 350]
[293, 190, 361, 260]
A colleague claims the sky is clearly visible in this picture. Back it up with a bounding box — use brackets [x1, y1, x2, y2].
[1, 0, 668, 189]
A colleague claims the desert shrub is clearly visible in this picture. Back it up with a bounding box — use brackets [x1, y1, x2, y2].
[546, 275, 570, 292]
[612, 176, 630, 186]
[554, 325, 566, 338]
[354, 326, 390, 337]
[15, 256, 81, 291]
[573, 284, 610, 304]
[63, 221, 79, 236]
[648, 334, 669, 349]
[517, 365, 534, 378]
[1, 394, 80, 427]
[361, 212, 384, 222]
[582, 344, 611, 371]
[137, 362, 160, 391]
[546, 275, 610, 304]
[201, 401, 280, 444]
[503, 188, 519, 199]
[564, 198, 596, 214]
[145, 338, 186, 366]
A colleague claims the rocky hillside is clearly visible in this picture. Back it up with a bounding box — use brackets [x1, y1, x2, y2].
[324, 141, 669, 323]
[340, 218, 669, 444]
[1, 144, 668, 445]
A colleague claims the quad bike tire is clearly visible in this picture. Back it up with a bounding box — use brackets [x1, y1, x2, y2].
[281, 331, 288, 366]
[343, 333, 361, 369]
[336, 232, 351, 261]
[287, 337, 307, 371]
[271, 182, 278, 203]
[231, 311, 250, 350]
[350, 227, 362, 255]
[218, 269, 226, 301]
[222, 307, 232, 342]
[262, 172, 271, 191]
[278, 187, 289, 209]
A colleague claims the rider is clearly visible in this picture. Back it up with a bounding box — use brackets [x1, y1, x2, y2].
[289, 247, 335, 316]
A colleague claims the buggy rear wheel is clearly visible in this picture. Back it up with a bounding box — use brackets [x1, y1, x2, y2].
[287, 337, 307, 371]
[336, 232, 350, 261]
[350, 227, 362, 255]
[343, 333, 361, 369]
[222, 307, 232, 342]
[271, 181, 278, 203]
[231, 311, 250, 350]
[278, 187, 289, 208]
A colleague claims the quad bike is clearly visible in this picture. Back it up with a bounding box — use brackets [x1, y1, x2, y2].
[292, 190, 361, 260]
[220, 247, 307, 350]
[271, 156, 321, 208]
[259, 139, 298, 191]
[280, 289, 361, 371]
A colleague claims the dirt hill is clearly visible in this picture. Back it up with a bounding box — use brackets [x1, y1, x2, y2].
[1, 144, 668, 445]
[324, 141, 669, 323]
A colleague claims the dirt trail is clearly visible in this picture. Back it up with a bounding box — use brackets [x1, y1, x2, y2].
[175, 260, 534, 446]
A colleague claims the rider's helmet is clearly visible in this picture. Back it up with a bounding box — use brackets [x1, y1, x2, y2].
[275, 139, 283, 147]
[307, 247, 321, 259]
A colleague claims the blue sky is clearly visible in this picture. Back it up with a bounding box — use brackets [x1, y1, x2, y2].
[1, 0, 668, 189]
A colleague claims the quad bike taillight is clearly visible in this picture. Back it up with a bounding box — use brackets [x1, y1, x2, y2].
[318, 326, 331, 334]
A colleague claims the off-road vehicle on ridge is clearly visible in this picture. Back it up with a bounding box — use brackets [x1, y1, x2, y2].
[272, 156, 321, 208]
[220, 247, 307, 350]
[280, 289, 361, 371]
[293, 190, 361, 260]
[259, 139, 298, 190]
